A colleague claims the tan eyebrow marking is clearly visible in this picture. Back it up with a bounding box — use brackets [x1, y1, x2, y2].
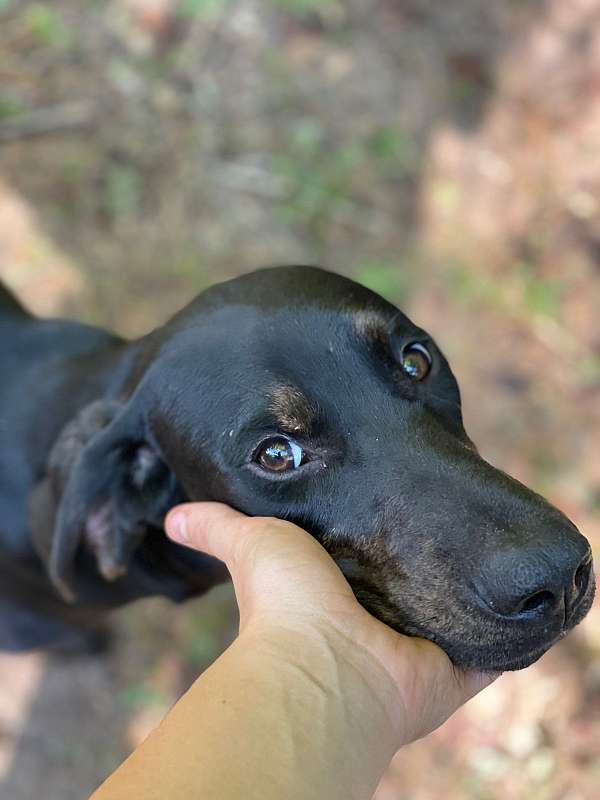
[268, 385, 315, 433]
[353, 310, 389, 347]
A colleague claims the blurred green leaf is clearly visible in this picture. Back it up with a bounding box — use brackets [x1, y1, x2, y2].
[273, 134, 367, 235]
[448, 265, 499, 308]
[587, 486, 600, 514]
[367, 126, 417, 172]
[0, 95, 23, 120]
[186, 630, 220, 665]
[180, 0, 232, 17]
[271, 0, 337, 18]
[431, 180, 462, 214]
[577, 354, 600, 385]
[523, 279, 561, 318]
[24, 4, 71, 49]
[290, 119, 324, 156]
[120, 684, 166, 710]
[357, 262, 413, 303]
[516, 262, 562, 319]
[105, 164, 142, 220]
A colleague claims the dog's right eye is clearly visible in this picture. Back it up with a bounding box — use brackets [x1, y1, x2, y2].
[401, 342, 432, 381]
[254, 437, 305, 473]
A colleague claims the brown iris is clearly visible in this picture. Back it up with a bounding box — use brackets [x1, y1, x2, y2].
[401, 343, 432, 381]
[255, 437, 304, 473]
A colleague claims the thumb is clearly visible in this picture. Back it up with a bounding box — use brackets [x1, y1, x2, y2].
[164, 502, 356, 627]
[165, 502, 255, 570]
[165, 502, 345, 589]
[166, 502, 273, 628]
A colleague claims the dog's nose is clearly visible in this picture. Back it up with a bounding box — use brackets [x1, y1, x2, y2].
[475, 532, 593, 624]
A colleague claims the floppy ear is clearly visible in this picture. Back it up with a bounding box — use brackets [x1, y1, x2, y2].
[29, 399, 184, 603]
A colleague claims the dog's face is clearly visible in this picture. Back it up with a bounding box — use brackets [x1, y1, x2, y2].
[39, 268, 595, 670]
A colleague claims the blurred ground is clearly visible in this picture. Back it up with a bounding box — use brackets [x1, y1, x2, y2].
[0, 0, 599, 798]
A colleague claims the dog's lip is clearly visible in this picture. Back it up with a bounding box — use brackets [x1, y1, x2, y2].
[435, 632, 566, 672]
[332, 551, 595, 671]
[392, 606, 568, 671]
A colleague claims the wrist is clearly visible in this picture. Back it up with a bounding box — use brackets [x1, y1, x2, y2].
[239, 616, 405, 744]
[238, 611, 482, 751]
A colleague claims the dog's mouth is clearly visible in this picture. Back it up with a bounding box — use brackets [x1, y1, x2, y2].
[332, 553, 596, 672]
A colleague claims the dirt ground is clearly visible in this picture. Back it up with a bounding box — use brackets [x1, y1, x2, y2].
[0, 1, 599, 798]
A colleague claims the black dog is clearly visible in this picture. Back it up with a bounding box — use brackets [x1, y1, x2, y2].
[0, 266, 594, 670]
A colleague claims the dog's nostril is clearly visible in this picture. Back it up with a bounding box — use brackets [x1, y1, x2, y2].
[517, 589, 556, 615]
[574, 557, 592, 597]
[477, 534, 593, 622]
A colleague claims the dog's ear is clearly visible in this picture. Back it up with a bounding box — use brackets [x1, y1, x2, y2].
[30, 399, 183, 603]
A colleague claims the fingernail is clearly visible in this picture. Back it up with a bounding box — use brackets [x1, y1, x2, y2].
[168, 512, 189, 543]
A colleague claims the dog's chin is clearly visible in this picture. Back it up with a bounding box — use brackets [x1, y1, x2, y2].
[423, 632, 561, 672]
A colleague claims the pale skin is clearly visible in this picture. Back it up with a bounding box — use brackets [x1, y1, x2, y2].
[91, 504, 497, 800]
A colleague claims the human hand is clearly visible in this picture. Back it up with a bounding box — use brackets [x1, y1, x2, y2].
[166, 503, 497, 749]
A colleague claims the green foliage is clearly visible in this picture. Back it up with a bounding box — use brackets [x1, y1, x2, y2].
[273, 138, 359, 234]
[356, 261, 413, 303]
[120, 684, 166, 710]
[448, 261, 562, 321]
[530, 446, 561, 494]
[517, 262, 561, 319]
[366, 126, 418, 173]
[577, 354, 600, 385]
[185, 629, 219, 665]
[60, 155, 87, 185]
[430, 179, 462, 214]
[270, 0, 339, 19]
[179, 0, 232, 17]
[105, 164, 142, 220]
[272, 120, 416, 237]
[523, 279, 560, 318]
[24, 4, 71, 49]
[290, 118, 324, 155]
[0, 95, 23, 120]
[587, 486, 600, 514]
[182, 585, 237, 668]
[447, 264, 501, 309]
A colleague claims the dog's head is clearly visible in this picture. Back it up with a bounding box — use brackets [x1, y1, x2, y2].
[35, 267, 595, 670]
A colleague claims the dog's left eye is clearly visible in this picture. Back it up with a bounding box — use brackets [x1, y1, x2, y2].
[401, 343, 432, 381]
[254, 437, 305, 473]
